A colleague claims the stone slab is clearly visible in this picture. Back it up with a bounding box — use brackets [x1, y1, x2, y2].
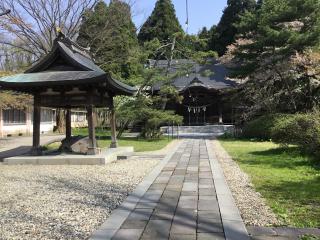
[113, 229, 144, 240]
[197, 232, 226, 240]
[4, 146, 134, 165]
[141, 220, 171, 239]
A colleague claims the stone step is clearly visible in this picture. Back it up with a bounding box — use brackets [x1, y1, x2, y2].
[118, 154, 165, 161]
[161, 125, 235, 134]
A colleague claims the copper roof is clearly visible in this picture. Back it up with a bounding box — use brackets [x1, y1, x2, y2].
[0, 33, 136, 96]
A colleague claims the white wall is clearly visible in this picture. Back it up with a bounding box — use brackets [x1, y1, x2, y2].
[0, 108, 88, 137]
[2, 122, 54, 136]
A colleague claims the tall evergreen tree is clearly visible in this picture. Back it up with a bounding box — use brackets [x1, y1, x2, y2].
[236, 0, 320, 77]
[77, 0, 138, 79]
[138, 0, 183, 43]
[256, 0, 263, 8]
[232, 0, 320, 114]
[209, 0, 256, 56]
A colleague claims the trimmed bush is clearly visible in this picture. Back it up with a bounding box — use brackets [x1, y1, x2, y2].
[242, 114, 287, 140]
[242, 111, 320, 159]
[271, 112, 320, 158]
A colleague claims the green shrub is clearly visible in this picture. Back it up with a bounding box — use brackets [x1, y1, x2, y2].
[242, 114, 287, 140]
[270, 114, 304, 146]
[271, 111, 320, 158]
[243, 111, 320, 159]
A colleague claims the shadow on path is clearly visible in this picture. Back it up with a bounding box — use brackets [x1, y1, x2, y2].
[0, 146, 31, 161]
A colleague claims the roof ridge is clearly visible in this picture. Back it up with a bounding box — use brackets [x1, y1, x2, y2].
[55, 32, 92, 59]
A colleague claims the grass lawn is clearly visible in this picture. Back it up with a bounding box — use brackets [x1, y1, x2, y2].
[97, 137, 171, 152]
[219, 138, 320, 228]
[70, 128, 172, 152]
[72, 127, 111, 137]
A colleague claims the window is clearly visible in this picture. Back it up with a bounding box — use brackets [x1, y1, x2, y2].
[41, 109, 54, 122]
[72, 111, 86, 122]
[3, 109, 26, 125]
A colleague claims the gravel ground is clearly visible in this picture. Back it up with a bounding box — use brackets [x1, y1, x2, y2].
[0, 159, 159, 240]
[212, 139, 281, 226]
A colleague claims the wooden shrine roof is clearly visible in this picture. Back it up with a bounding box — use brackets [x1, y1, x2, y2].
[151, 59, 237, 92]
[0, 33, 136, 96]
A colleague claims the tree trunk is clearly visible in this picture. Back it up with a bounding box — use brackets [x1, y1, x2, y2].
[54, 108, 65, 133]
[117, 119, 130, 138]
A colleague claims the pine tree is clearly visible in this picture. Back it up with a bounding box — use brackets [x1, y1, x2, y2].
[77, 0, 139, 79]
[233, 0, 320, 114]
[236, 0, 320, 77]
[209, 0, 256, 56]
[198, 27, 210, 40]
[256, 0, 263, 8]
[138, 0, 183, 43]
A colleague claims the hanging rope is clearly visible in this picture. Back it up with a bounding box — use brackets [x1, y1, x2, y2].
[183, 103, 214, 111]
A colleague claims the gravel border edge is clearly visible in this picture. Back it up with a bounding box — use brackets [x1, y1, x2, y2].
[206, 139, 250, 240]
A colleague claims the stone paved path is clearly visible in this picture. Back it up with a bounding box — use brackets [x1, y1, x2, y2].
[91, 139, 249, 240]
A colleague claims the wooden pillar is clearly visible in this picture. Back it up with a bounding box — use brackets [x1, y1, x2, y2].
[87, 104, 98, 155]
[32, 94, 41, 155]
[0, 108, 3, 138]
[65, 108, 72, 141]
[110, 98, 118, 148]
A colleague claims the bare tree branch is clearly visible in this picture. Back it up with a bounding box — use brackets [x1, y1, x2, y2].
[0, 0, 98, 61]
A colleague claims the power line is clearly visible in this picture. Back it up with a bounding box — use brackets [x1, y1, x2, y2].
[185, 0, 189, 33]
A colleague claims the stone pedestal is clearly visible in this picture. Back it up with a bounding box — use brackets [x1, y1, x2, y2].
[60, 136, 100, 155]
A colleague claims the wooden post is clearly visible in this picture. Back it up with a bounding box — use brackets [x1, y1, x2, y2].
[32, 94, 41, 155]
[87, 104, 97, 155]
[65, 108, 72, 141]
[110, 98, 118, 148]
[0, 108, 3, 138]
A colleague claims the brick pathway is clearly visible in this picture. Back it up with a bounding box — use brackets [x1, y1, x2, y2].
[91, 139, 249, 240]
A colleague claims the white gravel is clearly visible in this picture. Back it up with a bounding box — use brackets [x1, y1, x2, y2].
[0, 159, 159, 240]
[212, 140, 282, 226]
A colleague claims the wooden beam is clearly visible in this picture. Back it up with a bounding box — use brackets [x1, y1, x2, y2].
[110, 97, 118, 148]
[31, 94, 41, 155]
[39, 94, 112, 108]
[65, 108, 72, 141]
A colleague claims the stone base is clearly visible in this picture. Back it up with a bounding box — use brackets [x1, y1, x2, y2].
[87, 147, 101, 155]
[30, 147, 42, 156]
[109, 141, 118, 148]
[3, 147, 134, 165]
[60, 136, 97, 154]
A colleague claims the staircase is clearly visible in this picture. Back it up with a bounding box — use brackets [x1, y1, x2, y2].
[161, 125, 234, 137]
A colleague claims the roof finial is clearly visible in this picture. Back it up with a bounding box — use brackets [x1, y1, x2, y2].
[55, 27, 65, 40]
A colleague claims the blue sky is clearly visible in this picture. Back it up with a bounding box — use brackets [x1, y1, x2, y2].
[131, 0, 228, 35]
